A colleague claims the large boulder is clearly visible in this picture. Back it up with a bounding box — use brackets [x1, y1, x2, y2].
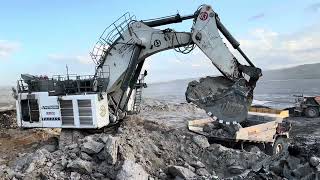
[80, 152, 92, 161]
[287, 155, 301, 169]
[67, 158, 92, 174]
[14, 148, 50, 173]
[196, 168, 211, 177]
[291, 163, 313, 178]
[98, 135, 119, 164]
[70, 172, 81, 180]
[116, 160, 149, 180]
[228, 165, 245, 175]
[190, 161, 206, 169]
[168, 166, 197, 180]
[59, 130, 84, 150]
[192, 135, 210, 149]
[310, 156, 320, 167]
[97, 161, 118, 179]
[81, 139, 104, 155]
[43, 144, 58, 153]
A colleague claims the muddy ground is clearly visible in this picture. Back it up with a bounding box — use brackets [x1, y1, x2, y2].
[0, 101, 319, 179]
[0, 109, 60, 167]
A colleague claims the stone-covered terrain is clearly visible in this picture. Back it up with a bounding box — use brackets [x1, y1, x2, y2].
[0, 101, 319, 179]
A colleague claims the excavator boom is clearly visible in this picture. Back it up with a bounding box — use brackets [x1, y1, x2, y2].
[93, 5, 261, 123]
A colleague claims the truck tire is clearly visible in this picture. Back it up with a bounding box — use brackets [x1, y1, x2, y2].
[273, 137, 289, 155]
[265, 143, 273, 155]
[305, 107, 319, 118]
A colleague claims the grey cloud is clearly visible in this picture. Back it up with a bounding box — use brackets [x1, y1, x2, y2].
[48, 54, 93, 65]
[237, 24, 320, 70]
[248, 13, 265, 21]
[294, 47, 320, 54]
[0, 40, 20, 60]
[305, 2, 320, 13]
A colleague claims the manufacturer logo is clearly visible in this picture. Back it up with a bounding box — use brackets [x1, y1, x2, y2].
[199, 12, 208, 21]
[100, 105, 107, 117]
[46, 112, 56, 115]
[42, 105, 59, 109]
[42, 117, 60, 121]
[154, 39, 161, 47]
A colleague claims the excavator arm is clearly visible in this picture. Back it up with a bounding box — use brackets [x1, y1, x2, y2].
[91, 5, 262, 123]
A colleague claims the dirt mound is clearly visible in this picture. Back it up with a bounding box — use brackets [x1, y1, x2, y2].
[0, 128, 58, 169]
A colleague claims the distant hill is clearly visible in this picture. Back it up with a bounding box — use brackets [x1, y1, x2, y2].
[0, 86, 15, 110]
[149, 63, 320, 85]
[144, 63, 320, 106]
[261, 63, 320, 81]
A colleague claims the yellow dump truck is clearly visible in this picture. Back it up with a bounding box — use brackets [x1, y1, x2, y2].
[188, 107, 291, 155]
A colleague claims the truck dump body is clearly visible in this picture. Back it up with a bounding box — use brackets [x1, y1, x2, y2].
[188, 107, 290, 144]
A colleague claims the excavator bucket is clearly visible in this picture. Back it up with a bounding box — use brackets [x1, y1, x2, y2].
[185, 76, 252, 123]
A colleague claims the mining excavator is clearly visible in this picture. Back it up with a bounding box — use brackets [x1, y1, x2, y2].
[15, 4, 262, 129]
[15, 4, 291, 154]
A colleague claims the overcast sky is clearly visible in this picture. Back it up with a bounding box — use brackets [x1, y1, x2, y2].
[0, 0, 320, 85]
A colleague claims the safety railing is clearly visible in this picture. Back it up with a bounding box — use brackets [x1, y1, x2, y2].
[52, 74, 96, 81]
[17, 80, 29, 92]
[90, 12, 136, 66]
[17, 74, 108, 95]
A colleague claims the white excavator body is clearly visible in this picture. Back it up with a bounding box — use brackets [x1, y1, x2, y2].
[16, 92, 110, 128]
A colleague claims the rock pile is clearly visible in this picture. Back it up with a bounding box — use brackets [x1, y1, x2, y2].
[0, 132, 147, 180]
[244, 136, 320, 179]
[203, 121, 242, 139]
[0, 116, 269, 179]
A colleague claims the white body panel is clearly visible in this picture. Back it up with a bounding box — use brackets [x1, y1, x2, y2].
[100, 22, 192, 93]
[16, 92, 109, 129]
[191, 7, 239, 80]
